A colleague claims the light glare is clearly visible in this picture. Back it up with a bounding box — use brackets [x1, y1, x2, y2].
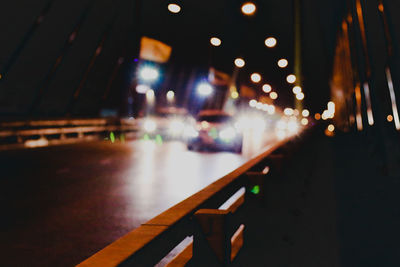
[210, 37, 221, 47]
[168, 3, 181, 13]
[139, 66, 159, 81]
[234, 58, 245, 68]
[286, 74, 296, 84]
[197, 82, 213, 96]
[270, 92, 278, 100]
[241, 2, 256, 15]
[302, 109, 310, 117]
[296, 92, 304, 100]
[262, 84, 272, 93]
[251, 73, 261, 83]
[277, 59, 288, 68]
[265, 37, 277, 48]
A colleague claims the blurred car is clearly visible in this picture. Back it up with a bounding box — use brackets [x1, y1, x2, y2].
[138, 107, 194, 140]
[185, 110, 242, 152]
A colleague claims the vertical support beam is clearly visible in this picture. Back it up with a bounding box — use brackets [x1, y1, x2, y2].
[294, 0, 303, 111]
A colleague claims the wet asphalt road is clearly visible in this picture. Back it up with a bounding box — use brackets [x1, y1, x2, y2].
[0, 140, 255, 267]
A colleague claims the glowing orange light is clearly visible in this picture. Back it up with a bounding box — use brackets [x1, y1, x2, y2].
[277, 59, 288, 68]
[210, 37, 221, 46]
[292, 86, 302, 94]
[262, 84, 272, 93]
[241, 2, 256, 15]
[296, 92, 304, 100]
[314, 113, 321, 120]
[286, 74, 296, 84]
[387, 115, 393, 122]
[251, 73, 261, 83]
[265, 37, 277, 48]
[234, 58, 245, 68]
[168, 3, 181, 13]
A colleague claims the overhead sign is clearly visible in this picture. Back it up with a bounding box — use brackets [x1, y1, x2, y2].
[139, 36, 172, 63]
[208, 67, 231, 86]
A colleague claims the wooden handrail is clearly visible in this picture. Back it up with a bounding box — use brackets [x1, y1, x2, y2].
[77, 136, 293, 267]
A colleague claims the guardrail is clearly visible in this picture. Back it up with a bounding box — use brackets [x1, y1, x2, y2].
[0, 118, 139, 149]
[77, 130, 307, 267]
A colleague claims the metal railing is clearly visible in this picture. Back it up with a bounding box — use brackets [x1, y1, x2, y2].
[0, 118, 139, 149]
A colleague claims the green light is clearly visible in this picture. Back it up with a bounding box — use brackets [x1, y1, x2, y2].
[143, 134, 150, 141]
[110, 132, 115, 143]
[251, 185, 260, 195]
[209, 128, 218, 139]
[155, 134, 163, 145]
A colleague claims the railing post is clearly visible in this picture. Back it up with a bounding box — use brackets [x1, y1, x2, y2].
[193, 209, 231, 266]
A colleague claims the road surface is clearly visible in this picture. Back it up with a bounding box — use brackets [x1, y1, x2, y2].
[0, 138, 273, 266]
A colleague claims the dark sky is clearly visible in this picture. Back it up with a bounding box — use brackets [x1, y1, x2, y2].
[0, 0, 346, 118]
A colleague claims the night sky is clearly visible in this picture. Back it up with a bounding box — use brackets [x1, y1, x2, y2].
[0, 0, 347, 118]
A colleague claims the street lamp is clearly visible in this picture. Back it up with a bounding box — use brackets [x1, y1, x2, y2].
[210, 37, 221, 47]
[197, 82, 213, 96]
[251, 73, 261, 83]
[139, 66, 159, 82]
[296, 92, 304, 100]
[265, 37, 277, 48]
[270, 92, 278, 100]
[168, 3, 181, 13]
[241, 2, 256, 16]
[292, 85, 302, 94]
[286, 74, 296, 84]
[262, 84, 272, 93]
[234, 58, 245, 68]
[166, 90, 175, 103]
[277, 58, 288, 68]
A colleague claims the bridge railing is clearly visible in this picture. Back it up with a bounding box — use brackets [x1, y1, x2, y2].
[77, 129, 311, 267]
[0, 118, 139, 148]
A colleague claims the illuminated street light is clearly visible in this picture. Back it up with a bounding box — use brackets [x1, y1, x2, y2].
[197, 82, 213, 96]
[262, 84, 272, 93]
[387, 114, 394, 122]
[284, 108, 294, 116]
[168, 3, 181, 13]
[166, 90, 175, 102]
[231, 91, 239, 99]
[315, 113, 321, 120]
[249, 99, 257, 107]
[210, 37, 221, 47]
[241, 2, 256, 15]
[327, 124, 335, 132]
[296, 92, 304, 100]
[270, 91, 278, 100]
[286, 74, 296, 84]
[267, 105, 275, 114]
[265, 37, 277, 48]
[302, 109, 310, 117]
[139, 66, 159, 82]
[292, 85, 302, 94]
[301, 118, 308, 125]
[146, 89, 155, 103]
[251, 73, 261, 83]
[234, 58, 245, 68]
[136, 84, 151, 94]
[277, 58, 288, 68]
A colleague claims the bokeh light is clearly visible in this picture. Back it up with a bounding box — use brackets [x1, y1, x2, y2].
[210, 37, 221, 46]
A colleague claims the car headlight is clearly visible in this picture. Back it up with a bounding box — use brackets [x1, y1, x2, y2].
[219, 127, 237, 141]
[169, 119, 185, 136]
[143, 119, 157, 133]
[183, 125, 199, 138]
